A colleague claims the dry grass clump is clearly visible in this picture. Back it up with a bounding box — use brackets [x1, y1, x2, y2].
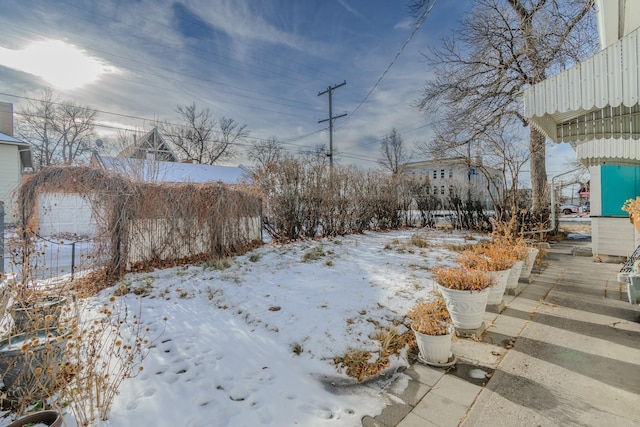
[409, 233, 431, 248]
[333, 325, 414, 382]
[432, 265, 493, 291]
[441, 242, 476, 252]
[302, 246, 325, 262]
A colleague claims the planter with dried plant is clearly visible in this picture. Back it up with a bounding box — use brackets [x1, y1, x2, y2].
[432, 266, 492, 330]
[407, 298, 454, 365]
[457, 246, 511, 305]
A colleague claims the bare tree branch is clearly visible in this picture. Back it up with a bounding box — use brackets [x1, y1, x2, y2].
[161, 103, 249, 165]
[413, 0, 597, 214]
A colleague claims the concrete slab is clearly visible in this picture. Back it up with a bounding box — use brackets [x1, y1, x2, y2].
[485, 322, 522, 338]
[413, 392, 469, 427]
[431, 375, 482, 407]
[396, 412, 438, 427]
[372, 402, 413, 427]
[491, 313, 528, 330]
[451, 339, 504, 368]
[408, 363, 445, 387]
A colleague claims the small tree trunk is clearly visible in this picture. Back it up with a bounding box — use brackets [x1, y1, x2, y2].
[529, 127, 548, 217]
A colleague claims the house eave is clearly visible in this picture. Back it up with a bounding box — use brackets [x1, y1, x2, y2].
[523, 26, 640, 157]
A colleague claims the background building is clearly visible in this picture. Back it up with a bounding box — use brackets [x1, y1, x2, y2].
[402, 156, 503, 209]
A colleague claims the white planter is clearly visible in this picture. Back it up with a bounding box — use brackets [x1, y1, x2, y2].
[487, 269, 510, 305]
[520, 247, 539, 279]
[412, 325, 453, 364]
[506, 260, 524, 289]
[437, 284, 490, 329]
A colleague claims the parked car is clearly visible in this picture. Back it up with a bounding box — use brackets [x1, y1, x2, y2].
[581, 201, 590, 213]
[559, 204, 579, 215]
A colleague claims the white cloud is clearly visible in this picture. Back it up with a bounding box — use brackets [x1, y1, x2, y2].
[0, 40, 117, 90]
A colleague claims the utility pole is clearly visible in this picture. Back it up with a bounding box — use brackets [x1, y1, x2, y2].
[318, 81, 347, 169]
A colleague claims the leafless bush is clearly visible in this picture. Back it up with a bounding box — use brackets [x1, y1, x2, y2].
[58, 295, 165, 425]
[253, 158, 411, 240]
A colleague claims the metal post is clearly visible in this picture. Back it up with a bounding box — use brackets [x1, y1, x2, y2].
[71, 241, 76, 280]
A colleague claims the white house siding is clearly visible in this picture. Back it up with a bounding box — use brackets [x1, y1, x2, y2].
[592, 217, 636, 259]
[37, 192, 97, 237]
[588, 166, 602, 216]
[0, 144, 21, 223]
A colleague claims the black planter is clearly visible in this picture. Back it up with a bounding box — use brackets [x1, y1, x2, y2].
[11, 296, 67, 333]
[0, 329, 70, 403]
[7, 410, 63, 427]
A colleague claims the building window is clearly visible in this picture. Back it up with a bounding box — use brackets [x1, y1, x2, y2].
[449, 185, 453, 194]
[440, 169, 445, 178]
[440, 185, 445, 195]
[426, 186, 430, 195]
[433, 170, 437, 179]
[433, 186, 438, 195]
[449, 168, 453, 178]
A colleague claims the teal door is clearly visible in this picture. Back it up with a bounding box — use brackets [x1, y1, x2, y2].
[601, 165, 640, 216]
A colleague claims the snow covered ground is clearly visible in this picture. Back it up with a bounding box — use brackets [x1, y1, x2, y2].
[3, 228, 482, 426]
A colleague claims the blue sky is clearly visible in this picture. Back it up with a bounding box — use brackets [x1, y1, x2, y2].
[0, 0, 578, 178]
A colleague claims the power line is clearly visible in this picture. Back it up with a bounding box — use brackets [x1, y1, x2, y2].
[4, 92, 325, 149]
[347, 0, 438, 119]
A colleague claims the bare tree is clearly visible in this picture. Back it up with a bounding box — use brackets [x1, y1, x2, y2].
[17, 88, 97, 168]
[57, 102, 97, 165]
[411, 0, 597, 216]
[161, 103, 249, 165]
[248, 136, 283, 170]
[378, 128, 409, 175]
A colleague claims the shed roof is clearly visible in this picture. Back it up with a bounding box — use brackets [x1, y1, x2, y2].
[98, 155, 249, 184]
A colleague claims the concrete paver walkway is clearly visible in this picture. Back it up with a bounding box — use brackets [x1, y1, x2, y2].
[362, 239, 640, 427]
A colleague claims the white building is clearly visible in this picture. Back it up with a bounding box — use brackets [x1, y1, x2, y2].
[402, 157, 503, 209]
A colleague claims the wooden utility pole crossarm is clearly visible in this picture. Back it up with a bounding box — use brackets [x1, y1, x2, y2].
[318, 81, 347, 169]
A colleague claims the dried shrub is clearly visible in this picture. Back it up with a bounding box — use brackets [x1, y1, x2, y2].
[59, 296, 166, 426]
[458, 243, 516, 271]
[16, 166, 262, 283]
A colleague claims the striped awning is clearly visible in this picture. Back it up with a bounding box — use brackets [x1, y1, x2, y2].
[576, 138, 640, 166]
[523, 27, 640, 148]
